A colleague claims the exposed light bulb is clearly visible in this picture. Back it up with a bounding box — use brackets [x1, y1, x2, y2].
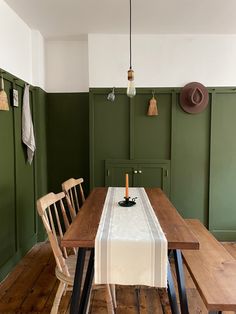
[127, 69, 136, 98]
[127, 80, 136, 98]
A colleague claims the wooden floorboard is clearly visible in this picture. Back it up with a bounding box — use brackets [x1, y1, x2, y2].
[20, 254, 56, 312]
[0, 243, 52, 312]
[0, 243, 43, 300]
[0, 241, 235, 313]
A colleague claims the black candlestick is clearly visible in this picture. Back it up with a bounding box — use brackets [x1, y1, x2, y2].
[118, 196, 136, 207]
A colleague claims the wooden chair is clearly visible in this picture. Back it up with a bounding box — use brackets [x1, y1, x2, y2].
[62, 177, 117, 309]
[62, 178, 85, 219]
[37, 192, 115, 314]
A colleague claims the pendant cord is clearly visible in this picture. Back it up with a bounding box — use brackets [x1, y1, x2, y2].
[129, 0, 132, 70]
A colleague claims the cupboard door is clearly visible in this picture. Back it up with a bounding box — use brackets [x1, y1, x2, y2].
[105, 164, 135, 187]
[137, 163, 170, 196]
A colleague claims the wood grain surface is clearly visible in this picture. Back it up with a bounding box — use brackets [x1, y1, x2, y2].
[2, 241, 236, 313]
[61, 188, 199, 250]
[183, 219, 236, 311]
[146, 188, 199, 250]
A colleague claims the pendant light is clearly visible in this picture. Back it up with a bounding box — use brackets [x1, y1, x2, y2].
[127, 0, 136, 98]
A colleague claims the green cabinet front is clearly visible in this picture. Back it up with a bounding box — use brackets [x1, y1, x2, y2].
[105, 160, 170, 196]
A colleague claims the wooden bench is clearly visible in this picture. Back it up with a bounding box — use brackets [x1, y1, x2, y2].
[182, 219, 236, 313]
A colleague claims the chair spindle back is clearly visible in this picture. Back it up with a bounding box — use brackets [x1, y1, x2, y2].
[62, 178, 85, 217]
[37, 192, 74, 275]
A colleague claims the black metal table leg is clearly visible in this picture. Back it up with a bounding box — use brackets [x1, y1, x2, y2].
[79, 249, 95, 314]
[135, 286, 141, 314]
[70, 248, 86, 314]
[173, 249, 189, 314]
[167, 261, 180, 314]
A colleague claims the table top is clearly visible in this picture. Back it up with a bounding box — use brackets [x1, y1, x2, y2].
[61, 187, 199, 250]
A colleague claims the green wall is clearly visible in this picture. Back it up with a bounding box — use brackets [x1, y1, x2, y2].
[209, 91, 236, 240]
[0, 77, 89, 281]
[1, 77, 236, 282]
[171, 93, 210, 225]
[90, 88, 236, 240]
[34, 88, 48, 241]
[47, 93, 89, 195]
[0, 70, 47, 281]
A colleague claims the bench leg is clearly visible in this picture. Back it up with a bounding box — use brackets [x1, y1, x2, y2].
[173, 250, 189, 314]
[167, 261, 180, 314]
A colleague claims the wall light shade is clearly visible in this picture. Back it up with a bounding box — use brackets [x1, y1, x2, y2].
[127, 0, 136, 98]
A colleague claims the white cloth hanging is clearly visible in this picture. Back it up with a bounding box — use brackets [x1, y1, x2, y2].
[22, 84, 36, 164]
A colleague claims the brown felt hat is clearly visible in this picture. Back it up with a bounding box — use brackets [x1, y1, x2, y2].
[180, 82, 209, 114]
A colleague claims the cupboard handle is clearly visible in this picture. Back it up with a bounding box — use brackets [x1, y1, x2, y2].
[138, 170, 142, 174]
[134, 170, 138, 174]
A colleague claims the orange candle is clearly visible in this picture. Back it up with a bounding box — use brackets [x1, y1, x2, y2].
[125, 173, 129, 198]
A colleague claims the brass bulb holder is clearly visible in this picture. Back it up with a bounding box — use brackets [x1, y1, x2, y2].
[128, 69, 134, 81]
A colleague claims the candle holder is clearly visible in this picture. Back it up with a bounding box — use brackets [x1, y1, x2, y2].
[118, 197, 137, 207]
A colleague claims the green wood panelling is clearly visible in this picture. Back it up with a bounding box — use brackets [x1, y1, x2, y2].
[211, 230, 236, 241]
[47, 93, 89, 195]
[91, 87, 236, 240]
[129, 98, 134, 159]
[133, 93, 171, 159]
[14, 87, 36, 246]
[92, 93, 130, 187]
[2, 73, 236, 284]
[209, 93, 236, 239]
[171, 94, 210, 225]
[0, 69, 48, 281]
[34, 88, 48, 198]
[90, 89, 172, 190]
[33, 88, 48, 241]
[0, 81, 16, 269]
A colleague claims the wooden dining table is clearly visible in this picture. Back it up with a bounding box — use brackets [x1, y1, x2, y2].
[61, 187, 199, 314]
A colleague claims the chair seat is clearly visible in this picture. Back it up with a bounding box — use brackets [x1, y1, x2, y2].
[55, 254, 113, 289]
[55, 254, 115, 295]
[55, 254, 76, 285]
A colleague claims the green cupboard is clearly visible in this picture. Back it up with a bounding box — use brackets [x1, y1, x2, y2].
[105, 159, 170, 196]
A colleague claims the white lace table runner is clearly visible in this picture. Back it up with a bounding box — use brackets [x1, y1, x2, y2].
[95, 187, 167, 287]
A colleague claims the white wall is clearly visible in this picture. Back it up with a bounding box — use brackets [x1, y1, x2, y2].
[88, 34, 236, 87]
[0, 0, 45, 88]
[2, 0, 236, 92]
[31, 30, 45, 89]
[0, 0, 32, 83]
[45, 40, 89, 92]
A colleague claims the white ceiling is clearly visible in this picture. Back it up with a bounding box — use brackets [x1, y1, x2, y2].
[5, 0, 236, 39]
